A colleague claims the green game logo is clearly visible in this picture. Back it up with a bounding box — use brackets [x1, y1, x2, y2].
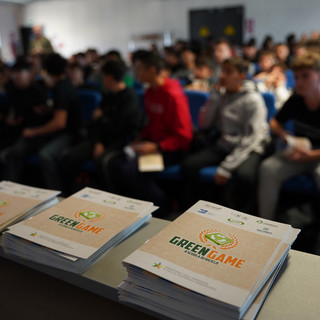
[205, 233, 233, 246]
[80, 211, 101, 220]
[0, 200, 7, 206]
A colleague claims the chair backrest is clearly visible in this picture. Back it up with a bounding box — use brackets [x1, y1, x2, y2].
[285, 69, 295, 90]
[134, 88, 145, 110]
[77, 89, 102, 120]
[261, 91, 277, 123]
[184, 90, 210, 129]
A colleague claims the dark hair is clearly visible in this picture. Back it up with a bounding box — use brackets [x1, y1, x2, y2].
[44, 53, 67, 76]
[11, 58, 32, 71]
[132, 50, 163, 73]
[223, 57, 249, 74]
[68, 62, 83, 71]
[101, 60, 126, 82]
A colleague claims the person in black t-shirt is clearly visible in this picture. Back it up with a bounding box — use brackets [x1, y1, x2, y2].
[0, 60, 50, 151]
[62, 59, 143, 194]
[0, 53, 82, 189]
[258, 51, 320, 220]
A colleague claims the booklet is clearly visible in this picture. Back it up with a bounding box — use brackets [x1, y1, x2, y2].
[3, 187, 157, 273]
[138, 153, 164, 172]
[119, 200, 300, 320]
[0, 181, 60, 233]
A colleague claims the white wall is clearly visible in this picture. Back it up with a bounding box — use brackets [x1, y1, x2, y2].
[0, 3, 22, 63]
[19, 0, 320, 59]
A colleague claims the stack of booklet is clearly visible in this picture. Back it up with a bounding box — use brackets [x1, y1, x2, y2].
[0, 181, 60, 233]
[3, 187, 157, 274]
[119, 200, 300, 320]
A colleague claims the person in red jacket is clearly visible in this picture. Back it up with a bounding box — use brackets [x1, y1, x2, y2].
[108, 50, 193, 216]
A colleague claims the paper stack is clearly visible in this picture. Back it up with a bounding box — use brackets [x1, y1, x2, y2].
[3, 187, 157, 273]
[119, 200, 300, 320]
[0, 181, 60, 233]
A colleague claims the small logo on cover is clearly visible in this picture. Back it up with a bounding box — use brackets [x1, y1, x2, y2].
[30, 232, 37, 237]
[199, 229, 238, 250]
[0, 200, 7, 206]
[74, 210, 105, 222]
[153, 262, 163, 269]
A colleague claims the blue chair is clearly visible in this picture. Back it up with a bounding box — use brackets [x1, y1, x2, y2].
[184, 90, 210, 129]
[261, 92, 277, 123]
[199, 91, 277, 183]
[285, 69, 295, 90]
[77, 89, 102, 121]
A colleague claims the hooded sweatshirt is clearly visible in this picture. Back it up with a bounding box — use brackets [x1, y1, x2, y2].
[198, 80, 270, 178]
[141, 77, 193, 152]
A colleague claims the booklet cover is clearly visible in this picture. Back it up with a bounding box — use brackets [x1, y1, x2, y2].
[121, 200, 299, 318]
[6, 187, 155, 259]
[138, 153, 164, 172]
[0, 181, 60, 232]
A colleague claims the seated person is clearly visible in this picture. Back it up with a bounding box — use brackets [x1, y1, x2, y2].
[256, 63, 292, 109]
[253, 50, 276, 82]
[67, 62, 99, 90]
[275, 43, 291, 67]
[180, 57, 270, 213]
[163, 46, 188, 81]
[109, 50, 193, 215]
[62, 60, 143, 194]
[0, 53, 82, 190]
[258, 51, 320, 220]
[211, 38, 234, 84]
[0, 59, 49, 151]
[185, 57, 215, 92]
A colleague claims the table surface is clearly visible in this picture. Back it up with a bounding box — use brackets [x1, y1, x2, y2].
[1, 217, 320, 320]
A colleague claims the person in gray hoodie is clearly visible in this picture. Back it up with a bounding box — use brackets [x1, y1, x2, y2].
[180, 57, 270, 213]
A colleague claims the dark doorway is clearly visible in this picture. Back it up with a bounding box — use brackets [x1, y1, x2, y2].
[189, 6, 244, 47]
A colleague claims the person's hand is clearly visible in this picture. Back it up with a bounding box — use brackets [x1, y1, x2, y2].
[92, 108, 103, 120]
[93, 142, 105, 159]
[285, 148, 314, 162]
[22, 128, 37, 138]
[132, 141, 159, 155]
[214, 173, 230, 185]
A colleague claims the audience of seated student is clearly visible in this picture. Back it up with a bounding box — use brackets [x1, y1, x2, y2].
[0, 53, 82, 190]
[0, 59, 49, 153]
[258, 51, 320, 221]
[180, 57, 270, 213]
[1, 30, 320, 225]
[62, 60, 143, 195]
[108, 50, 193, 216]
[256, 63, 291, 109]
